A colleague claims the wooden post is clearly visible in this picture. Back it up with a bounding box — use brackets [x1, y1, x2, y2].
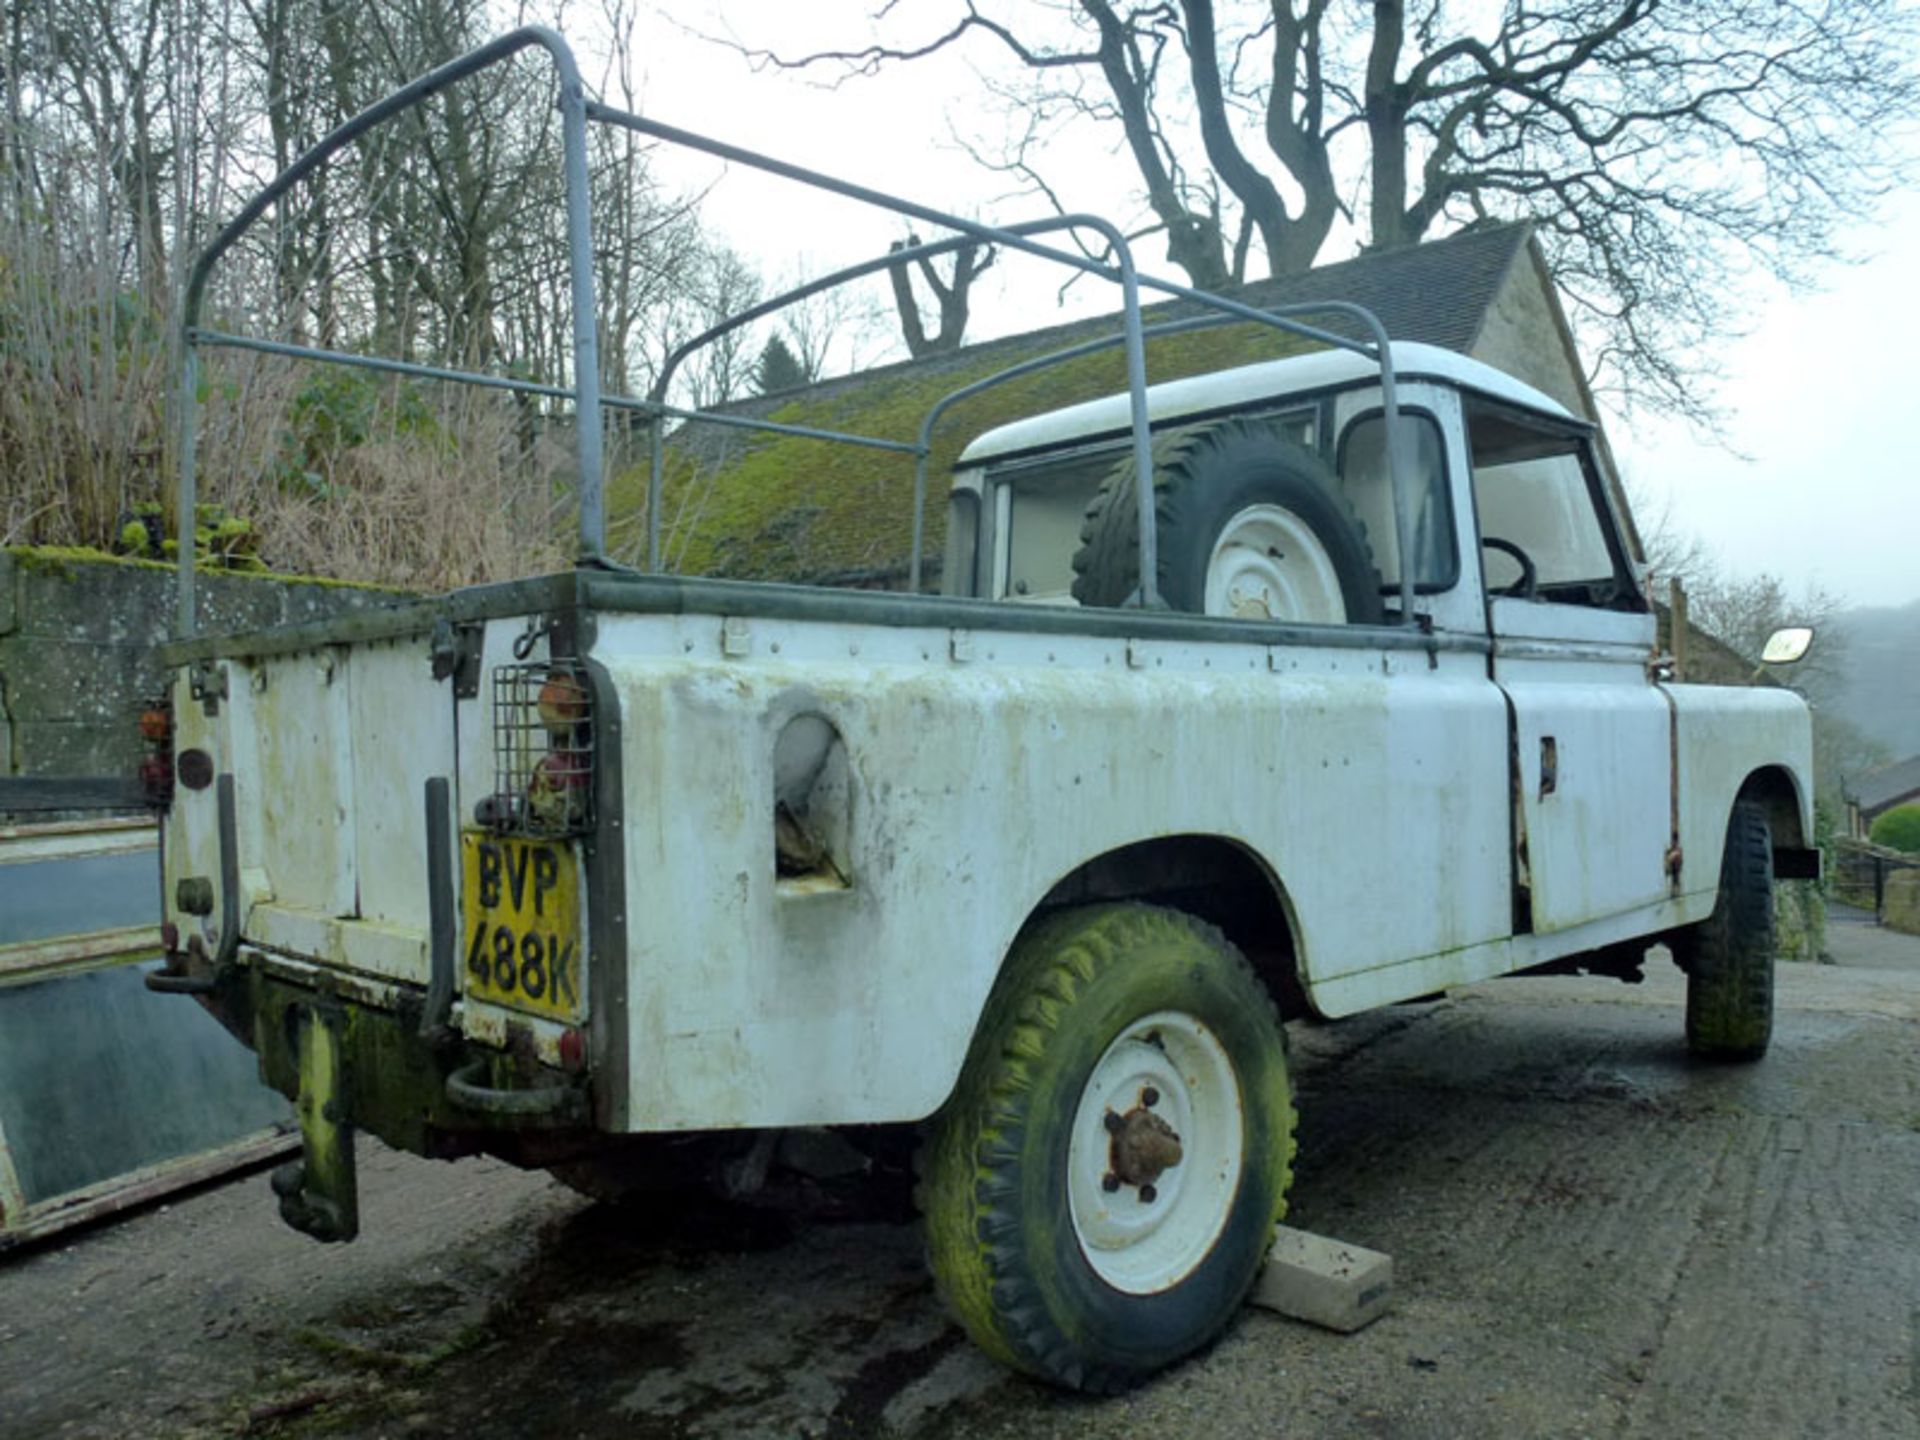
[1669, 577, 1689, 682]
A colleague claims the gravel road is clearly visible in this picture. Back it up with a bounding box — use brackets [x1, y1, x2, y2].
[4, 921, 1916, 1440]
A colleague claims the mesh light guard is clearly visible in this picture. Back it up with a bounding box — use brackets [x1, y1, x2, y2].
[489, 661, 594, 836]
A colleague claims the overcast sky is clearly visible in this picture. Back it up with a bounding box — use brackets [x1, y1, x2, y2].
[1606, 192, 1920, 613]
[621, 4, 1918, 613]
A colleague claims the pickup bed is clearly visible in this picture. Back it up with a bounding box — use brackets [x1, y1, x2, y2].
[147, 28, 1817, 1394]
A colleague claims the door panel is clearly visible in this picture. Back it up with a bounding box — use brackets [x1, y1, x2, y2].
[1492, 603, 1671, 933]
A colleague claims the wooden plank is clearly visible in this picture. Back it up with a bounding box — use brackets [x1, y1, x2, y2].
[0, 926, 165, 986]
[0, 1127, 297, 1250]
[0, 816, 155, 848]
[0, 777, 148, 814]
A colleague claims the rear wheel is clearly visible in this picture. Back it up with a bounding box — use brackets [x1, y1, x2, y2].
[921, 903, 1295, 1393]
[1682, 800, 1776, 1060]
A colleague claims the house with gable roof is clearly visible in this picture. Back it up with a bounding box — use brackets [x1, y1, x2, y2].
[1849, 755, 1920, 839]
[618, 222, 1636, 588]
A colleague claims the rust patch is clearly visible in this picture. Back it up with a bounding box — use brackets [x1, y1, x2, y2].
[176, 748, 215, 791]
[1109, 1107, 1184, 1187]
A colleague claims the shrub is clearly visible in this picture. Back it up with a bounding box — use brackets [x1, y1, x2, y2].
[1869, 804, 1920, 854]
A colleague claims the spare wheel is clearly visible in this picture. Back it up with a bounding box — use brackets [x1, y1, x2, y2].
[1070, 419, 1384, 623]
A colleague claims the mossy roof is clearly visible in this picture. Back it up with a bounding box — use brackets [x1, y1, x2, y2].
[609, 223, 1534, 586]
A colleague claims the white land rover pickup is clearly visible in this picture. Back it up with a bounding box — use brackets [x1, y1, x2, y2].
[146, 29, 1817, 1395]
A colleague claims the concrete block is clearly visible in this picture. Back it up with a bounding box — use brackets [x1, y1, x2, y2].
[1249, 1225, 1393, 1333]
[16, 556, 173, 643]
[194, 574, 301, 638]
[0, 638, 163, 723]
[279, 579, 408, 628]
[12, 720, 143, 779]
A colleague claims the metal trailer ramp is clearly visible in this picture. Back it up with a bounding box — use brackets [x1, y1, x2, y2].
[0, 819, 294, 1250]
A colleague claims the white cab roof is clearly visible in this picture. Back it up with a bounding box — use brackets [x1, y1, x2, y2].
[957, 341, 1575, 465]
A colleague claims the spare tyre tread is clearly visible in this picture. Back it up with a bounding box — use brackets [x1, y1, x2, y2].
[1069, 419, 1383, 621]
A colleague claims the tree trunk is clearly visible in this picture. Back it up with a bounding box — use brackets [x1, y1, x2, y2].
[1364, 0, 1412, 250]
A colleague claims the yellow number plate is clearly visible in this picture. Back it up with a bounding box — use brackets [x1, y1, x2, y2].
[460, 833, 584, 1022]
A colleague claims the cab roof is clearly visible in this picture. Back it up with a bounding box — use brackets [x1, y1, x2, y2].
[957, 341, 1578, 466]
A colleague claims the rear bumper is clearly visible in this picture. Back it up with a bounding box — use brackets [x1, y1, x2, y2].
[156, 949, 598, 1161]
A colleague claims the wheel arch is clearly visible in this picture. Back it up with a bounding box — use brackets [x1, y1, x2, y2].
[1736, 764, 1807, 846]
[1020, 833, 1315, 1022]
[1736, 764, 1819, 877]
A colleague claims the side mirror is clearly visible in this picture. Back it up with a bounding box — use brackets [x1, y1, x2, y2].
[1760, 626, 1814, 665]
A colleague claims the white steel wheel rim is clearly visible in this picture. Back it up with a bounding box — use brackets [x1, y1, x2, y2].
[1067, 1010, 1245, 1295]
[1203, 504, 1347, 623]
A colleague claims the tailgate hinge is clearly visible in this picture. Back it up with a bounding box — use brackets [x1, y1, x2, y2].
[429, 617, 485, 698]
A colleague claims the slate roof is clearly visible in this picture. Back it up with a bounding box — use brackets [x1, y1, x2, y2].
[619, 224, 1538, 585]
[1212, 221, 1531, 353]
[1856, 755, 1920, 814]
[736, 221, 1536, 419]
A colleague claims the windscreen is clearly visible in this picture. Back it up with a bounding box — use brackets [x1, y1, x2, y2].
[1468, 403, 1630, 604]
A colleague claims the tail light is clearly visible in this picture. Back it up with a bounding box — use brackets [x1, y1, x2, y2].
[487, 662, 593, 835]
[138, 697, 174, 808]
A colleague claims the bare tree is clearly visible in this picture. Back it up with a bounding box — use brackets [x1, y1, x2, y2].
[887, 232, 995, 356]
[773, 264, 891, 382]
[1, 0, 748, 584]
[644, 242, 765, 409]
[740, 1, 1920, 424]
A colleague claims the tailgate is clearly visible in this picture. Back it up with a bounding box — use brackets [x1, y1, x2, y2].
[164, 636, 456, 987]
[161, 618, 600, 1050]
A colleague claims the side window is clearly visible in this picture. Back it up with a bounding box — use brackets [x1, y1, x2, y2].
[1466, 401, 1640, 609]
[1001, 450, 1116, 602]
[1336, 412, 1455, 593]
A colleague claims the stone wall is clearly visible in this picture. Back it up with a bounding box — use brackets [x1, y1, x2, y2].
[1775, 881, 1827, 962]
[1471, 252, 1592, 421]
[1886, 871, 1920, 937]
[0, 549, 408, 785]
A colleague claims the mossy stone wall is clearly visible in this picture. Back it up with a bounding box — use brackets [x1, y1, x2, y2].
[0, 548, 408, 787]
[1885, 872, 1920, 937]
[1775, 881, 1827, 962]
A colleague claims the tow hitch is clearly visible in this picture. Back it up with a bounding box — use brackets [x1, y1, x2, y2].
[270, 1004, 359, 1243]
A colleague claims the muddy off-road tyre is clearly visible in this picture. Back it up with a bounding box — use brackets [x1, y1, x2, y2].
[1682, 800, 1776, 1061]
[1071, 420, 1383, 623]
[921, 904, 1295, 1393]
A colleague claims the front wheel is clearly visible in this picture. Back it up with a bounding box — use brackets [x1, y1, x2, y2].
[1681, 800, 1776, 1060]
[921, 904, 1295, 1392]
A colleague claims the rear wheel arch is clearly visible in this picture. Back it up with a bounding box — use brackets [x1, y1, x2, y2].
[1022, 834, 1314, 1022]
